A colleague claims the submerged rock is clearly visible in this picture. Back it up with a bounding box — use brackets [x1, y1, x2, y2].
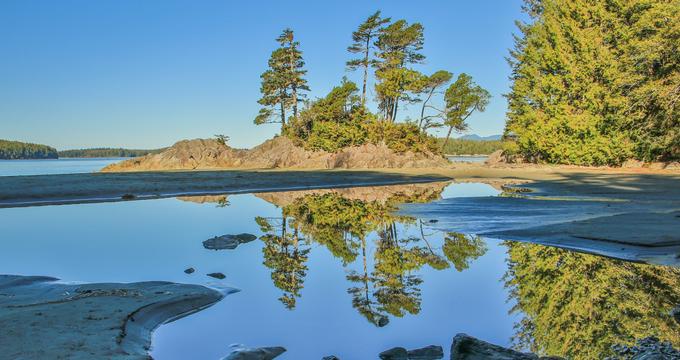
[380, 347, 409, 360]
[203, 233, 257, 250]
[207, 272, 226, 279]
[450, 333, 539, 359]
[222, 346, 286, 360]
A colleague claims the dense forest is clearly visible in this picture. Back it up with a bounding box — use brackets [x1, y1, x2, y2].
[58, 148, 162, 158]
[0, 140, 58, 160]
[506, 0, 679, 165]
[254, 12, 490, 155]
[438, 138, 504, 155]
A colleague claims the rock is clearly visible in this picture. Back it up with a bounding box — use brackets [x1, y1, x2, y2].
[102, 136, 449, 172]
[485, 150, 506, 165]
[666, 162, 680, 170]
[450, 333, 538, 359]
[121, 193, 136, 200]
[622, 159, 645, 168]
[672, 305, 680, 324]
[207, 272, 226, 279]
[380, 347, 409, 360]
[609, 336, 680, 360]
[408, 345, 444, 359]
[184, 267, 195, 274]
[322, 356, 340, 360]
[203, 233, 258, 250]
[222, 346, 286, 360]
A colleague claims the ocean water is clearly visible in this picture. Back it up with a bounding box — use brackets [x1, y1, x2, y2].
[0, 181, 677, 359]
[0, 158, 125, 176]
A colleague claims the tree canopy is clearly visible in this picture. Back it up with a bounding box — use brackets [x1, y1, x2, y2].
[0, 139, 58, 160]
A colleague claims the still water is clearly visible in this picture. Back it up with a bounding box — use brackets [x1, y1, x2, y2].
[0, 182, 678, 359]
[0, 158, 125, 176]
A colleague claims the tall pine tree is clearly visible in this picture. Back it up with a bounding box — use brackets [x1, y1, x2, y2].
[347, 11, 391, 106]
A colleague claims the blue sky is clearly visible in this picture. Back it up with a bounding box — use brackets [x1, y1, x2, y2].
[1, 0, 525, 150]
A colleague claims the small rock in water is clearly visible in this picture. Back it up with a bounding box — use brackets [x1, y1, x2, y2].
[222, 346, 286, 360]
[207, 272, 226, 280]
[184, 267, 195, 274]
[322, 356, 340, 360]
[408, 345, 443, 359]
[121, 194, 136, 200]
[379, 347, 408, 360]
[428, 219, 439, 223]
[203, 233, 258, 250]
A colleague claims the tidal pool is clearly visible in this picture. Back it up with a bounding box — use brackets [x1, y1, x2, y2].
[0, 182, 678, 359]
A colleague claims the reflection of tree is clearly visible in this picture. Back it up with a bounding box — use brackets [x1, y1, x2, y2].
[442, 232, 487, 272]
[256, 216, 310, 309]
[254, 186, 488, 323]
[504, 242, 680, 359]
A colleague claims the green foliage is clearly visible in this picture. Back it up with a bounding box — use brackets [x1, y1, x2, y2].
[437, 138, 504, 155]
[505, 242, 680, 358]
[363, 120, 439, 154]
[347, 10, 391, 105]
[58, 148, 162, 158]
[506, 0, 679, 165]
[214, 134, 230, 146]
[442, 233, 487, 271]
[0, 139, 58, 160]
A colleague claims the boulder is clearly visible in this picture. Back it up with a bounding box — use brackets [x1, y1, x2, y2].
[207, 272, 226, 280]
[380, 347, 409, 360]
[408, 345, 444, 359]
[622, 159, 645, 169]
[203, 233, 257, 250]
[450, 333, 538, 359]
[222, 346, 286, 360]
[183, 267, 195, 274]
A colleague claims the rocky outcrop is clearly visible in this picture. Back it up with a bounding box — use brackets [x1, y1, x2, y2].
[0, 275, 228, 359]
[450, 333, 542, 359]
[102, 137, 449, 172]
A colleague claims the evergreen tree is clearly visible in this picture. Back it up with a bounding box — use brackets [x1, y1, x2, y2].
[440, 74, 490, 151]
[255, 28, 309, 132]
[374, 20, 426, 122]
[347, 11, 391, 106]
[416, 70, 453, 131]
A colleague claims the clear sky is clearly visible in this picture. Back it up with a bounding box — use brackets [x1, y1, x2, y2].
[1, 0, 525, 150]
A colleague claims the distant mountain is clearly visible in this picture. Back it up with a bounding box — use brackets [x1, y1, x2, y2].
[0, 139, 58, 160]
[457, 134, 502, 141]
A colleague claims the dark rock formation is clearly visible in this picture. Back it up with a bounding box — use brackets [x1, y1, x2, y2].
[203, 233, 257, 250]
[409, 345, 444, 359]
[608, 336, 680, 360]
[207, 272, 226, 279]
[380, 347, 409, 360]
[450, 333, 539, 359]
[184, 267, 195, 274]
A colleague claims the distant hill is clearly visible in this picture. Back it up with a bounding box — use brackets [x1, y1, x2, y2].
[457, 134, 503, 141]
[0, 139, 58, 160]
[58, 148, 164, 158]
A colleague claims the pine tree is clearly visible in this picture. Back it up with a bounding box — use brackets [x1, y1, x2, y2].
[347, 11, 391, 106]
[440, 73, 490, 151]
[416, 70, 453, 131]
[374, 20, 426, 122]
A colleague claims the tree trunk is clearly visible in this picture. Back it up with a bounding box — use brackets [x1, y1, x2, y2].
[392, 98, 399, 123]
[419, 89, 435, 130]
[361, 38, 370, 106]
[280, 100, 286, 133]
[441, 125, 454, 152]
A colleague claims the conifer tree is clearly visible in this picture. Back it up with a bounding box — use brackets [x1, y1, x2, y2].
[440, 73, 490, 151]
[347, 11, 391, 106]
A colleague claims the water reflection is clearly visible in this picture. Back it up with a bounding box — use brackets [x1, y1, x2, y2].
[252, 183, 489, 328]
[504, 242, 680, 359]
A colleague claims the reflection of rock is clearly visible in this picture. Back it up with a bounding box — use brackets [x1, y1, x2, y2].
[203, 233, 257, 250]
[177, 195, 229, 205]
[207, 272, 226, 279]
[0, 275, 225, 359]
[450, 333, 539, 359]
[222, 346, 286, 360]
[609, 336, 680, 359]
[256, 182, 449, 207]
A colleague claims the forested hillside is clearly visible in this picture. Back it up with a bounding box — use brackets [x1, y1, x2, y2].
[506, 0, 679, 165]
[58, 148, 162, 158]
[0, 140, 58, 160]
